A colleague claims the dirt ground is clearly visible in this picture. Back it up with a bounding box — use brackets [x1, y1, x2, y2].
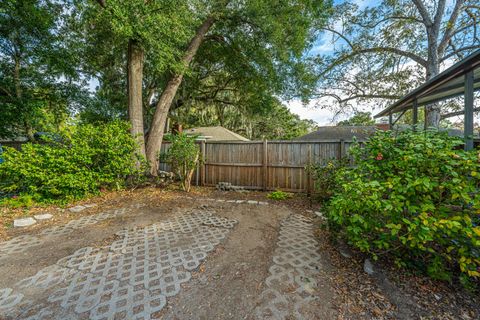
[0, 187, 478, 320]
[0, 188, 336, 319]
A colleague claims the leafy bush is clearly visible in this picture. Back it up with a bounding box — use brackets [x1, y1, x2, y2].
[0, 121, 142, 204]
[163, 133, 199, 192]
[267, 190, 292, 200]
[309, 158, 349, 201]
[327, 130, 480, 282]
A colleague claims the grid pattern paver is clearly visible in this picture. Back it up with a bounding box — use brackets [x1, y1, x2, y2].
[0, 204, 142, 262]
[1, 209, 237, 319]
[254, 214, 321, 320]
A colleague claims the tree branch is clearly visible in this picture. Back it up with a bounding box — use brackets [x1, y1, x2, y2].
[433, 0, 447, 34]
[412, 0, 433, 26]
[441, 44, 480, 61]
[338, 94, 401, 103]
[95, 0, 106, 8]
[0, 86, 13, 98]
[321, 27, 354, 49]
[438, 0, 466, 56]
[466, 8, 480, 43]
[320, 47, 427, 76]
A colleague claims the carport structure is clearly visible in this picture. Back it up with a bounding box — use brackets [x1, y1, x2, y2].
[374, 50, 480, 150]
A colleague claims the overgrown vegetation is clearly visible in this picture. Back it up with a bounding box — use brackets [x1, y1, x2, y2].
[162, 133, 200, 192]
[321, 130, 480, 285]
[0, 121, 142, 205]
[267, 190, 292, 201]
[308, 158, 348, 201]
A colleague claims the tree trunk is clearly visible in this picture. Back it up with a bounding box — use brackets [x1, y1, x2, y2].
[13, 56, 35, 141]
[423, 24, 442, 128]
[127, 39, 146, 162]
[425, 44, 441, 128]
[146, 16, 216, 175]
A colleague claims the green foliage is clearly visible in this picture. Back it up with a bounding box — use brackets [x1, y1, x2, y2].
[309, 158, 349, 201]
[163, 133, 200, 192]
[327, 130, 480, 281]
[0, 194, 35, 208]
[337, 112, 375, 126]
[251, 102, 318, 140]
[173, 99, 317, 140]
[80, 0, 195, 73]
[0, 121, 142, 204]
[0, 0, 88, 139]
[314, 0, 479, 118]
[267, 190, 292, 200]
[1, 0, 331, 143]
[163, 0, 329, 140]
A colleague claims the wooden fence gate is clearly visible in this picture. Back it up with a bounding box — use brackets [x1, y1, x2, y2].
[159, 140, 356, 193]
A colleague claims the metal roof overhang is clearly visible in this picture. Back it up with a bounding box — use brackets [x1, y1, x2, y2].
[374, 50, 480, 118]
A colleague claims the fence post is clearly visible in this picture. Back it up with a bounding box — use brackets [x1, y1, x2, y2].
[307, 145, 312, 196]
[339, 139, 345, 159]
[263, 139, 268, 191]
[200, 140, 206, 186]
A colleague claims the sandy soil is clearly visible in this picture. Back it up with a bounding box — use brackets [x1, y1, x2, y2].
[0, 188, 336, 319]
[1, 187, 477, 320]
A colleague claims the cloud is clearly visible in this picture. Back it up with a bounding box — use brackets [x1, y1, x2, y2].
[286, 94, 385, 126]
[286, 99, 349, 125]
[309, 38, 334, 56]
[309, 0, 379, 56]
[350, 0, 378, 9]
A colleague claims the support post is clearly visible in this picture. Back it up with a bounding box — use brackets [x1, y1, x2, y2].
[413, 99, 418, 131]
[465, 70, 474, 151]
[200, 140, 206, 186]
[307, 145, 312, 196]
[388, 113, 393, 129]
[424, 106, 428, 130]
[263, 140, 268, 191]
[339, 139, 345, 159]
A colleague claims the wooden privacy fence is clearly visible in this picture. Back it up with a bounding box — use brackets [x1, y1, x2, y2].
[159, 140, 356, 193]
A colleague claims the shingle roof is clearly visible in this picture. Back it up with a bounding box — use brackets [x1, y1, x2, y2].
[296, 126, 376, 142]
[296, 125, 473, 142]
[184, 126, 250, 141]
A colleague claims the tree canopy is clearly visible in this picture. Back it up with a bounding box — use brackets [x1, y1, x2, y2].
[337, 111, 374, 126]
[0, 0, 86, 139]
[0, 0, 329, 169]
[313, 0, 480, 127]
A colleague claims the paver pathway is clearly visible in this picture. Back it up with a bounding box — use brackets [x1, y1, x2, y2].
[0, 197, 335, 320]
[254, 214, 326, 319]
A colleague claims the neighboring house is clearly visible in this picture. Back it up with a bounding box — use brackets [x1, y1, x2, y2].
[184, 126, 250, 142]
[296, 125, 477, 142]
[0, 136, 28, 150]
[296, 126, 377, 142]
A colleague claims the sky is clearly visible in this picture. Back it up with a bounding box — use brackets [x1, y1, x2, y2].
[286, 0, 368, 125]
[286, 0, 474, 126]
[286, 100, 342, 125]
[284, 0, 380, 126]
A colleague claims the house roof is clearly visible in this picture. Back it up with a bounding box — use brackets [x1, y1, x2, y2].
[375, 50, 480, 118]
[184, 126, 250, 141]
[296, 126, 377, 142]
[296, 125, 472, 143]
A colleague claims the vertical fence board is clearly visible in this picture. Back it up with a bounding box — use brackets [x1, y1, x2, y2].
[158, 140, 354, 192]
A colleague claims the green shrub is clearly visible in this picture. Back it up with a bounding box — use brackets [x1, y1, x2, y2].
[0, 121, 142, 204]
[267, 190, 292, 200]
[162, 133, 199, 192]
[309, 158, 349, 201]
[327, 130, 480, 281]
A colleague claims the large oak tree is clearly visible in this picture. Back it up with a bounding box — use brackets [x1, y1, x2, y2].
[314, 0, 480, 127]
[144, 0, 331, 174]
